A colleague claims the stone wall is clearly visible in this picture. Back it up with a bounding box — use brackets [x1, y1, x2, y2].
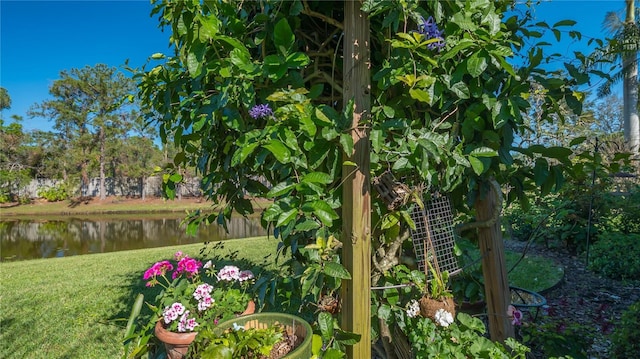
[23, 176, 202, 199]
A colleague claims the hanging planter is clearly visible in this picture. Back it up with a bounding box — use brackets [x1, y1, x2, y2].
[419, 296, 456, 324]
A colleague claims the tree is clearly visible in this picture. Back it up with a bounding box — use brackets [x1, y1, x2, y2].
[0, 87, 11, 114]
[136, 0, 587, 356]
[0, 116, 31, 201]
[30, 64, 136, 199]
[593, 0, 640, 155]
[112, 109, 161, 199]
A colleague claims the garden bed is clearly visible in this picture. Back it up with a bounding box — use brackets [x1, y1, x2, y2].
[505, 239, 640, 358]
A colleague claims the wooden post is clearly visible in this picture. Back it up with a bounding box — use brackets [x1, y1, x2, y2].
[341, 1, 371, 358]
[474, 180, 514, 342]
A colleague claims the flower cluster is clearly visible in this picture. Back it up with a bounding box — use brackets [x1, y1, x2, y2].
[418, 16, 445, 51]
[163, 303, 199, 332]
[434, 308, 454, 327]
[249, 104, 273, 119]
[142, 251, 255, 333]
[406, 300, 420, 318]
[218, 265, 255, 282]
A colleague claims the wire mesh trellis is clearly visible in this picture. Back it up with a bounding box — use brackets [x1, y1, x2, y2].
[409, 193, 460, 278]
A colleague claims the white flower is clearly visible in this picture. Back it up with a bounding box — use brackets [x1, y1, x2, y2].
[232, 322, 245, 331]
[406, 300, 420, 318]
[434, 308, 454, 327]
[203, 260, 213, 269]
[218, 265, 240, 281]
[238, 270, 254, 282]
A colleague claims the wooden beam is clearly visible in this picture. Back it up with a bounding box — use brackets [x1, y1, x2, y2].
[474, 180, 514, 342]
[341, 1, 371, 358]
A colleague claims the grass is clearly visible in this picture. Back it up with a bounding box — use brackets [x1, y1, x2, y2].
[506, 251, 564, 293]
[0, 237, 280, 359]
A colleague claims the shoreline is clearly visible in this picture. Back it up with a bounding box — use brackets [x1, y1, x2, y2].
[0, 196, 269, 218]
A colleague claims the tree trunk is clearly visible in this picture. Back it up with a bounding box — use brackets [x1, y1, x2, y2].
[624, 0, 640, 154]
[140, 177, 146, 200]
[99, 126, 106, 200]
[341, 1, 371, 358]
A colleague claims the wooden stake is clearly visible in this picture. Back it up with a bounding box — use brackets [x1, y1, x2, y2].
[341, 1, 371, 358]
[474, 180, 514, 342]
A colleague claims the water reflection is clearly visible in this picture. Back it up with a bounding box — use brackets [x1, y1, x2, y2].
[0, 215, 267, 261]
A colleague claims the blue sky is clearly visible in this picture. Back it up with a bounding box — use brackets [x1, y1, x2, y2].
[0, 0, 623, 133]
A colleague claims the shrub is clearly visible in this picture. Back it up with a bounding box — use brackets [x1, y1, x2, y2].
[610, 301, 640, 359]
[519, 311, 594, 359]
[37, 183, 70, 202]
[588, 232, 640, 280]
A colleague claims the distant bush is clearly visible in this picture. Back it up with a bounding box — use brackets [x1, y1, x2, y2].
[610, 301, 640, 359]
[589, 232, 640, 281]
[37, 183, 70, 202]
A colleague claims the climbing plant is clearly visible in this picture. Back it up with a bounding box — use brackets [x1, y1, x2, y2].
[135, 0, 590, 357]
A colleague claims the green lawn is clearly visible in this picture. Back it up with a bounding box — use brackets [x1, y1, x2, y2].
[0, 237, 279, 359]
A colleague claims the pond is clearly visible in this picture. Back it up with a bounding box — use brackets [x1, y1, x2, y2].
[0, 214, 267, 262]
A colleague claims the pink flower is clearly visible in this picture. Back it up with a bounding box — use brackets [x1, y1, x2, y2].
[197, 296, 213, 311]
[238, 270, 254, 282]
[218, 265, 240, 281]
[177, 311, 198, 332]
[143, 260, 174, 280]
[507, 305, 523, 326]
[193, 283, 213, 300]
[174, 251, 184, 260]
[163, 303, 185, 324]
[172, 256, 202, 279]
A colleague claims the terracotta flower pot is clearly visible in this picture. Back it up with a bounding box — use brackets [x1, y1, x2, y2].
[155, 300, 256, 359]
[154, 321, 198, 359]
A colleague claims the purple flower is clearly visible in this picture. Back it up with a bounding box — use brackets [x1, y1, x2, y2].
[249, 104, 273, 119]
[418, 16, 445, 51]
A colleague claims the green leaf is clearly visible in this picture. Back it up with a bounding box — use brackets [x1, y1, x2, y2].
[232, 142, 259, 165]
[469, 156, 484, 175]
[318, 312, 334, 342]
[553, 19, 576, 27]
[470, 147, 498, 157]
[450, 81, 470, 99]
[276, 208, 298, 227]
[285, 52, 310, 68]
[324, 262, 352, 279]
[304, 200, 339, 226]
[295, 220, 320, 231]
[264, 139, 291, 163]
[534, 158, 549, 186]
[274, 18, 294, 56]
[302, 172, 333, 184]
[467, 52, 488, 78]
[409, 88, 431, 103]
[440, 39, 475, 61]
[457, 312, 486, 333]
[339, 133, 354, 156]
[187, 51, 202, 78]
[311, 334, 323, 355]
[266, 182, 295, 198]
[569, 136, 587, 146]
[315, 105, 339, 125]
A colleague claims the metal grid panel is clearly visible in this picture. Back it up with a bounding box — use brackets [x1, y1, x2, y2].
[410, 194, 459, 277]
